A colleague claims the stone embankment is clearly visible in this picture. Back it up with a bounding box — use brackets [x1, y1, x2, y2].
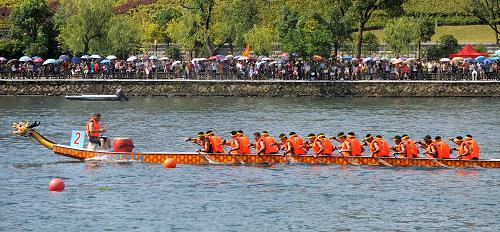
[1, 79, 499, 97]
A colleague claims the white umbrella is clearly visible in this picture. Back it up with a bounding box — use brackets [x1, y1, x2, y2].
[225, 55, 234, 60]
[126, 56, 137, 62]
[149, 55, 158, 60]
[362, 57, 372, 63]
[262, 57, 272, 61]
[159, 57, 169, 61]
[106, 55, 117, 60]
[406, 58, 417, 62]
[391, 58, 402, 64]
[42, 59, 58, 65]
[439, 58, 451, 62]
[238, 56, 249, 61]
[81, 55, 90, 59]
[19, 56, 32, 62]
[494, 50, 500, 55]
[171, 61, 181, 66]
[90, 54, 101, 59]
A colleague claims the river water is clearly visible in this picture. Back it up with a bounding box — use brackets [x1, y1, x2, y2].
[0, 96, 499, 231]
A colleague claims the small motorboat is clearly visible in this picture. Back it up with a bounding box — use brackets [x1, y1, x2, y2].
[65, 89, 129, 101]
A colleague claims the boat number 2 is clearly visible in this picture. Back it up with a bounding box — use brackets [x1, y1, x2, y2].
[70, 130, 85, 149]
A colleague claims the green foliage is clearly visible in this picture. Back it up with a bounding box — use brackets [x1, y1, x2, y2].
[57, 0, 113, 55]
[153, 8, 180, 44]
[9, 0, 57, 57]
[165, 45, 181, 60]
[212, 0, 257, 48]
[467, 0, 500, 44]
[0, 39, 23, 58]
[383, 16, 419, 56]
[362, 32, 379, 54]
[472, 44, 487, 53]
[107, 16, 141, 57]
[424, 44, 442, 60]
[415, 17, 435, 43]
[167, 12, 202, 53]
[438, 34, 460, 57]
[313, 0, 353, 56]
[244, 25, 278, 55]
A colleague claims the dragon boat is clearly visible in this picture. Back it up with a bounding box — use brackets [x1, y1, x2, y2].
[12, 121, 500, 168]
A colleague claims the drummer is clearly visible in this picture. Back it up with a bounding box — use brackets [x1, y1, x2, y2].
[85, 112, 110, 151]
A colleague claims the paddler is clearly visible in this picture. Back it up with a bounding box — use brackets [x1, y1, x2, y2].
[434, 136, 451, 159]
[335, 132, 363, 156]
[288, 132, 306, 155]
[310, 133, 334, 156]
[392, 135, 413, 158]
[186, 132, 206, 146]
[418, 135, 438, 158]
[262, 131, 279, 153]
[451, 136, 473, 160]
[237, 130, 252, 154]
[205, 130, 224, 153]
[363, 134, 390, 157]
[402, 134, 419, 158]
[253, 132, 278, 155]
[278, 134, 293, 155]
[464, 135, 480, 160]
[227, 131, 251, 154]
[85, 112, 110, 150]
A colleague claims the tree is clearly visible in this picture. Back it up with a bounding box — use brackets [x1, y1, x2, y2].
[9, 0, 57, 57]
[57, 0, 113, 55]
[349, 0, 405, 59]
[277, 7, 306, 56]
[383, 17, 419, 57]
[414, 17, 435, 59]
[244, 25, 278, 55]
[153, 8, 181, 45]
[167, 12, 203, 58]
[107, 16, 141, 58]
[362, 32, 379, 55]
[438, 34, 460, 57]
[314, 0, 353, 57]
[467, 0, 500, 45]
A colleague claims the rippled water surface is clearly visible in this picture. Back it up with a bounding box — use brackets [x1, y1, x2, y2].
[1, 96, 499, 231]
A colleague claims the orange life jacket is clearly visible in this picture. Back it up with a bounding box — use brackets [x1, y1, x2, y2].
[319, 138, 333, 155]
[458, 142, 472, 160]
[263, 136, 278, 154]
[426, 143, 438, 158]
[289, 136, 305, 155]
[208, 135, 224, 153]
[397, 142, 413, 158]
[466, 139, 480, 159]
[435, 140, 451, 159]
[86, 118, 100, 137]
[408, 139, 419, 157]
[237, 136, 251, 154]
[342, 138, 362, 156]
[370, 139, 389, 157]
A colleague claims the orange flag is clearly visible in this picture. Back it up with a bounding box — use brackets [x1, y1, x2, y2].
[242, 44, 250, 57]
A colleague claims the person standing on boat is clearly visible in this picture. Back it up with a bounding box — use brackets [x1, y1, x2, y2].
[86, 113, 110, 151]
[464, 135, 480, 160]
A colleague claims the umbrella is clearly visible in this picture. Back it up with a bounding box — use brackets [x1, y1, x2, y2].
[392, 58, 402, 64]
[19, 56, 32, 62]
[59, 55, 69, 61]
[351, 57, 359, 62]
[81, 55, 90, 59]
[208, 56, 219, 61]
[159, 57, 169, 61]
[171, 61, 181, 66]
[439, 58, 450, 62]
[262, 57, 272, 61]
[90, 54, 101, 59]
[362, 57, 373, 63]
[126, 56, 137, 62]
[33, 57, 45, 63]
[100, 59, 111, 64]
[32, 56, 41, 60]
[7, 59, 17, 64]
[483, 59, 492, 64]
[106, 55, 117, 60]
[42, 59, 58, 65]
[238, 56, 249, 61]
[0, 57, 6, 62]
[149, 55, 158, 60]
[342, 55, 352, 60]
[463, 57, 473, 62]
[474, 56, 486, 62]
[280, 52, 289, 57]
[451, 57, 464, 62]
[491, 57, 500, 61]
[494, 50, 500, 55]
[406, 58, 417, 62]
[225, 55, 234, 59]
[71, 57, 82, 64]
[381, 57, 389, 61]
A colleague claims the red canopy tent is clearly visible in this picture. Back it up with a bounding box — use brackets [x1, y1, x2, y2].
[449, 44, 488, 58]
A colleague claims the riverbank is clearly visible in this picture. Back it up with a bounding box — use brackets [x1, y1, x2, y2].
[1, 79, 500, 97]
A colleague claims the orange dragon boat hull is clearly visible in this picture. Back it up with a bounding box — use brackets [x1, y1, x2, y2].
[52, 145, 500, 168]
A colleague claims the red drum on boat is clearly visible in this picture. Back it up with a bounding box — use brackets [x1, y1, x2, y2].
[113, 138, 134, 152]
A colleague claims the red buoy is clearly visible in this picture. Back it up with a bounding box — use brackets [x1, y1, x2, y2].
[48, 178, 65, 192]
[163, 158, 177, 168]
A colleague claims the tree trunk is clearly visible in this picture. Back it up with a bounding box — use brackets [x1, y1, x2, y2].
[417, 41, 421, 59]
[83, 41, 89, 55]
[355, 23, 364, 59]
[333, 43, 339, 58]
[204, 31, 215, 56]
[229, 42, 234, 55]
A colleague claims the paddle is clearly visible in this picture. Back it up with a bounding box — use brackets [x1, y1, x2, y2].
[333, 145, 359, 166]
[225, 148, 244, 165]
[185, 141, 219, 165]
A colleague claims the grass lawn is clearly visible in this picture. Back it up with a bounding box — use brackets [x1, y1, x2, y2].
[368, 25, 498, 44]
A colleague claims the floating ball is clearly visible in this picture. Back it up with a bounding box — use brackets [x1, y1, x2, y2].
[48, 178, 65, 192]
[163, 158, 177, 168]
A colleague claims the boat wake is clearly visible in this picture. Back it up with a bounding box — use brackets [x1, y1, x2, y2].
[85, 155, 137, 164]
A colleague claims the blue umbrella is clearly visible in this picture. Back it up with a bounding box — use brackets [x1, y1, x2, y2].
[491, 57, 500, 61]
[483, 59, 492, 64]
[19, 56, 32, 62]
[59, 55, 69, 61]
[474, 56, 486, 62]
[100, 59, 111, 64]
[342, 55, 352, 60]
[71, 57, 82, 64]
[463, 57, 473, 63]
[42, 59, 58, 65]
[495, 50, 500, 55]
